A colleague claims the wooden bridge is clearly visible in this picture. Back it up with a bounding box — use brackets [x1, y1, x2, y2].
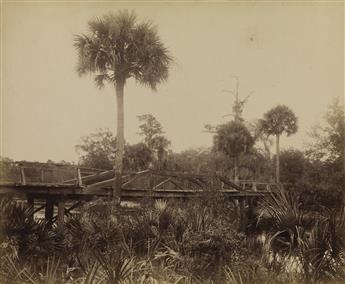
[0, 161, 280, 227]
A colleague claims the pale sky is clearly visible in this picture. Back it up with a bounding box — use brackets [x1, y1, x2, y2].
[2, 2, 344, 163]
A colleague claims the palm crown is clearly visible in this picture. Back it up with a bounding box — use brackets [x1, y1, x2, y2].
[74, 10, 172, 89]
[260, 105, 298, 137]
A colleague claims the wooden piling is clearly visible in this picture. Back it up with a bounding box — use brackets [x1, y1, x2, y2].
[57, 200, 65, 227]
[40, 168, 45, 183]
[20, 166, 26, 185]
[239, 198, 248, 232]
[45, 199, 54, 221]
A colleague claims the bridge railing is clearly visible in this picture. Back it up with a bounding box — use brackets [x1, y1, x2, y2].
[0, 161, 281, 193]
[238, 180, 280, 191]
[0, 161, 107, 185]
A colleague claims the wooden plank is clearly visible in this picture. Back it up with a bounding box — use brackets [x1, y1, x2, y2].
[186, 177, 206, 189]
[86, 178, 115, 190]
[150, 170, 216, 179]
[77, 168, 83, 186]
[57, 200, 65, 227]
[20, 167, 26, 185]
[169, 177, 186, 191]
[61, 169, 114, 185]
[65, 200, 83, 214]
[218, 176, 241, 190]
[122, 170, 150, 188]
[40, 169, 45, 183]
[33, 205, 45, 214]
[153, 177, 172, 189]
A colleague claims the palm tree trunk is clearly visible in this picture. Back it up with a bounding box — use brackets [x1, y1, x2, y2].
[113, 79, 125, 203]
[234, 156, 239, 183]
[276, 134, 280, 183]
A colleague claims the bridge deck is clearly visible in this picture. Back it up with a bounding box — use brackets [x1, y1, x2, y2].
[0, 162, 280, 226]
[0, 181, 272, 200]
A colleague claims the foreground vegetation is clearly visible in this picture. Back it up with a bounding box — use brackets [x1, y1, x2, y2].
[1, 187, 345, 284]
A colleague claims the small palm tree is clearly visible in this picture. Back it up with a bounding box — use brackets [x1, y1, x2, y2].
[213, 121, 254, 182]
[74, 10, 172, 200]
[259, 105, 298, 183]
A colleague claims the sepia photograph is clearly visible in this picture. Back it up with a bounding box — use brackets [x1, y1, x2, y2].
[0, 1, 344, 283]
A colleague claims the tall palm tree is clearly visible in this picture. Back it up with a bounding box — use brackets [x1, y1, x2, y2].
[259, 105, 298, 183]
[74, 10, 172, 200]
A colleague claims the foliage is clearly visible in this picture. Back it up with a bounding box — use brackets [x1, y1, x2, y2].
[74, 10, 172, 90]
[76, 129, 153, 171]
[2, 191, 345, 283]
[260, 188, 345, 283]
[213, 121, 254, 180]
[124, 143, 153, 171]
[0, 157, 19, 182]
[278, 149, 305, 184]
[214, 121, 254, 159]
[259, 105, 298, 137]
[305, 97, 345, 191]
[306, 97, 345, 164]
[0, 199, 64, 262]
[76, 129, 116, 170]
[137, 114, 171, 169]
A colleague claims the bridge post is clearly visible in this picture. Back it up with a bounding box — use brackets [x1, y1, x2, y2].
[239, 198, 248, 232]
[40, 168, 45, 183]
[45, 198, 54, 221]
[77, 167, 83, 187]
[57, 199, 65, 227]
[20, 166, 26, 185]
[147, 173, 153, 196]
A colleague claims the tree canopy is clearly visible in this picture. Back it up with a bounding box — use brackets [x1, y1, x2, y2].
[306, 97, 345, 163]
[74, 10, 172, 90]
[213, 121, 254, 158]
[259, 105, 298, 137]
[213, 121, 254, 180]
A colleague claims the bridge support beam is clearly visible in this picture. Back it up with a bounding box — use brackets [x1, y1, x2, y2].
[239, 199, 248, 232]
[57, 199, 65, 227]
[45, 198, 54, 221]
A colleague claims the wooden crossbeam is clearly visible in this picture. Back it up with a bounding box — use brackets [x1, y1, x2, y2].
[218, 175, 241, 190]
[153, 177, 172, 189]
[51, 200, 83, 222]
[62, 169, 114, 185]
[122, 170, 151, 188]
[169, 177, 186, 191]
[33, 205, 45, 214]
[186, 177, 206, 189]
[86, 178, 115, 190]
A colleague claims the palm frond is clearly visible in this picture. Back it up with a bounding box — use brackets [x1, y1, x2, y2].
[74, 10, 172, 90]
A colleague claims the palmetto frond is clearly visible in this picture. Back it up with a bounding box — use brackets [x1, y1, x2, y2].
[260, 105, 298, 137]
[74, 10, 172, 89]
[94, 73, 113, 89]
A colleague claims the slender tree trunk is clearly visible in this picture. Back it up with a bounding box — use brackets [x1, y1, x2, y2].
[276, 134, 280, 183]
[234, 156, 239, 183]
[113, 79, 125, 204]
